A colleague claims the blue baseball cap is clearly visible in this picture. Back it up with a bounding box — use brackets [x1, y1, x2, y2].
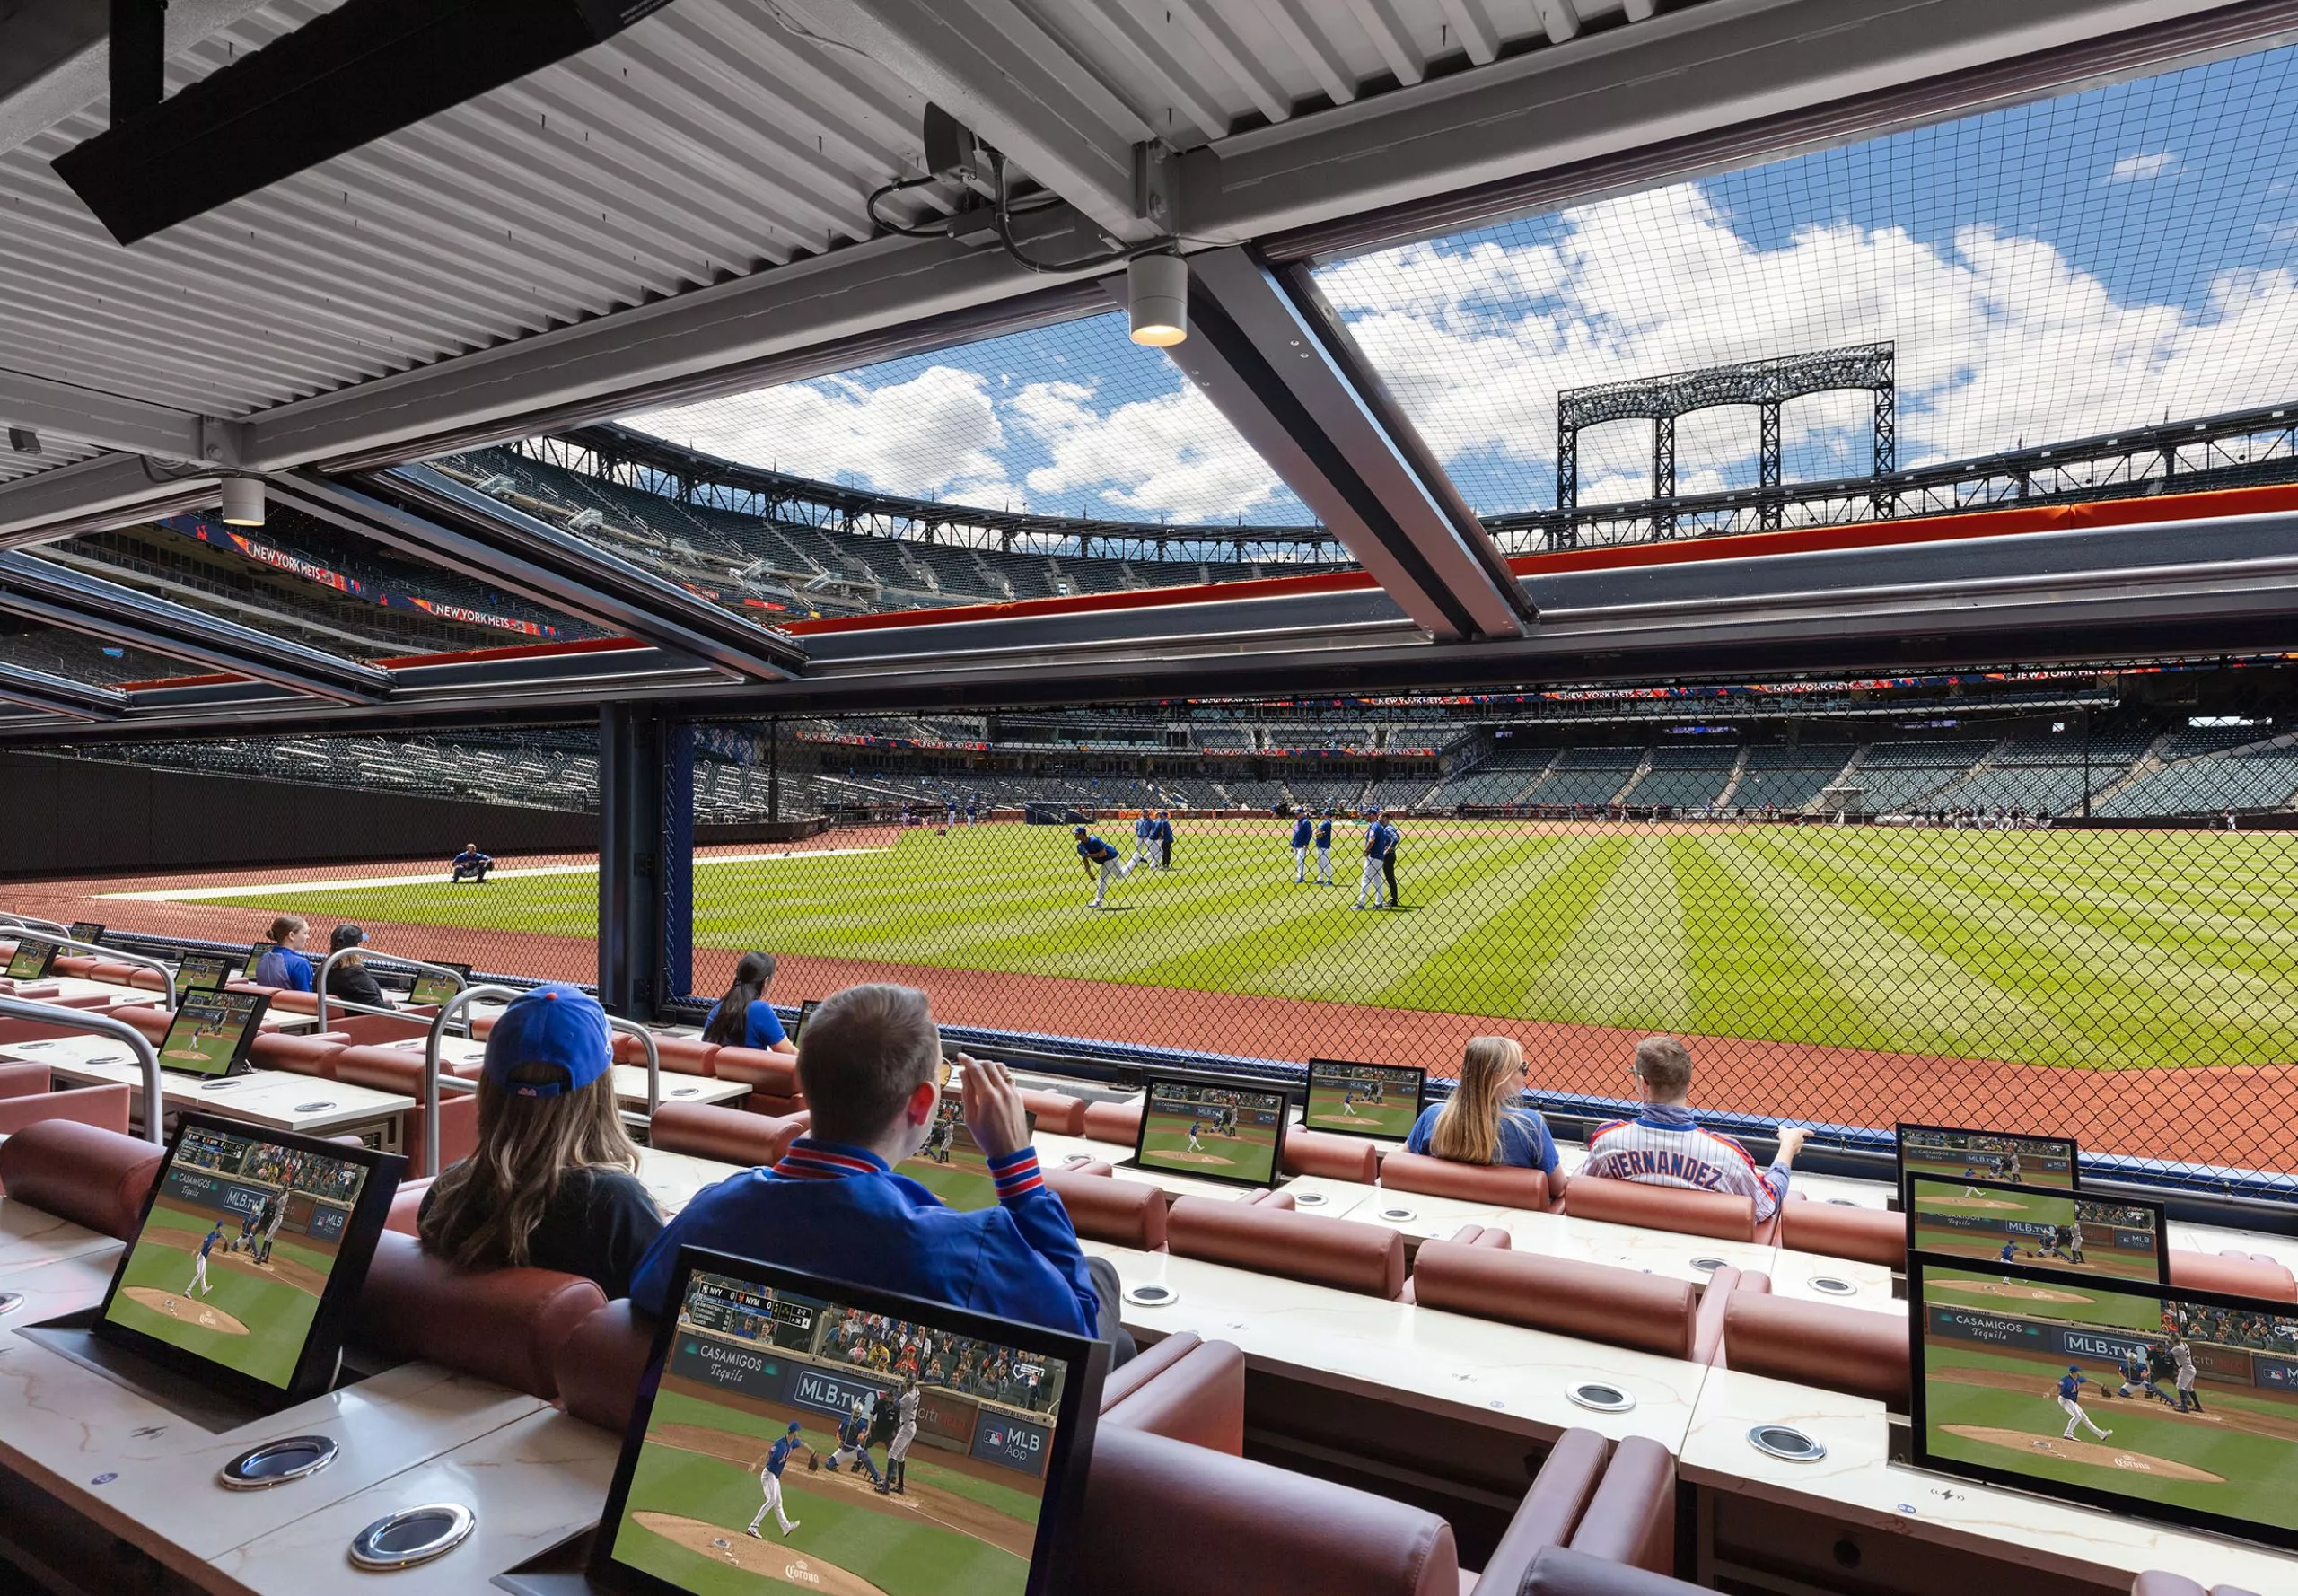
[786, 1421, 802, 1434]
[482, 982, 612, 1097]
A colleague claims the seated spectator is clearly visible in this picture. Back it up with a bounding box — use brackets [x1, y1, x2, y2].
[629, 983, 1133, 1364]
[450, 842, 495, 883]
[1405, 1036, 1561, 1177]
[321, 924, 393, 1012]
[417, 983, 664, 1299]
[1581, 1035, 1807, 1222]
[701, 951, 796, 1054]
[251, 915, 314, 992]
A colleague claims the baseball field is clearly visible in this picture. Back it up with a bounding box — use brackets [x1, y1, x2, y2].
[1906, 1179, 2160, 1282]
[1303, 1069, 1420, 1138]
[140, 819, 2298, 1074]
[610, 1385, 1041, 1596]
[897, 1105, 999, 1212]
[103, 1200, 333, 1387]
[1136, 1092, 1282, 1185]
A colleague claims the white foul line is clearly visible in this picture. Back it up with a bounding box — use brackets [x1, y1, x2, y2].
[99, 847, 892, 902]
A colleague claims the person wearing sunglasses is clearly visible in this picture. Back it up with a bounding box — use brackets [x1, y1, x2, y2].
[1406, 1037, 1561, 1178]
[628, 983, 1132, 1364]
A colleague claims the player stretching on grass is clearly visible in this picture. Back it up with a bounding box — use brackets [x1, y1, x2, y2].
[2054, 1366, 2112, 1442]
[187, 1222, 225, 1298]
[1074, 826, 1133, 908]
[746, 1422, 811, 1539]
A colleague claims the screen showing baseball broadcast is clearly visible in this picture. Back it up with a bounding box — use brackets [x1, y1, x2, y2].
[173, 951, 232, 1000]
[1905, 1174, 2167, 1285]
[154, 990, 268, 1078]
[66, 920, 103, 945]
[406, 961, 470, 1006]
[4, 936, 57, 981]
[596, 1256, 1104, 1596]
[240, 941, 274, 978]
[1910, 1254, 2298, 1551]
[1131, 1077, 1289, 1190]
[1303, 1059, 1424, 1142]
[899, 1096, 1036, 1213]
[1898, 1123, 2079, 1189]
[97, 1117, 396, 1395]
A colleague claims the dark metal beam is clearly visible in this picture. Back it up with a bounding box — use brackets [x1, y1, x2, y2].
[1158, 248, 1529, 641]
[270, 469, 805, 682]
[0, 452, 220, 547]
[0, 659, 128, 722]
[0, 549, 391, 704]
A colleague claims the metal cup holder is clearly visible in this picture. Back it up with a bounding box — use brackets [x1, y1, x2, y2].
[0, 1291, 23, 1318]
[1377, 1206, 1417, 1223]
[348, 1504, 476, 1569]
[1749, 1424, 1827, 1461]
[220, 1435, 339, 1490]
[295, 1101, 336, 1113]
[1292, 1190, 1329, 1207]
[1688, 1257, 1727, 1273]
[1567, 1381, 1635, 1413]
[1122, 1284, 1178, 1308]
[1807, 1276, 1858, 1297]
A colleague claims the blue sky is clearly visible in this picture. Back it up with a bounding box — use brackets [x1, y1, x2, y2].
[630, 43, 2298, 523]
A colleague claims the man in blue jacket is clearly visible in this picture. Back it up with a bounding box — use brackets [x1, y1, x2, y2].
[629, 984, 1132, 1362]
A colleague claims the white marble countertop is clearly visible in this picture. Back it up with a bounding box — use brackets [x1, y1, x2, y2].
[1492, 1207, 1777, 1285]
[1683, 1364, 2298, 1591]
[211, 1407, 618, 1596]
[1332, 1184, 1516, 1240]
[0, 1195, 122, 1279]
[1766, 1246, 1902, 1314]
[635, 1146, 744, 1217]
[7, 1037, 415, 1132]
[1083, 1239, 1705, 1450]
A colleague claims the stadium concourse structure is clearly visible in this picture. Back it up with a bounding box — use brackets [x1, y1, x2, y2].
[10, 4, 2298, 1593]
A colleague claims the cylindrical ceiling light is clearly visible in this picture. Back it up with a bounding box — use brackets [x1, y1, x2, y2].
[220, 477, 266, 527]
[1127, 252, 1188, 347]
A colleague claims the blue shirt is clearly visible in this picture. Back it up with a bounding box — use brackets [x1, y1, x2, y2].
[2058, 1372, 2087, 1399]
[1291, 818, 1313, 846]
[1999, 1241, 2017, 1261]
[452, 848, 492, 867]
[1077, 835, 1117, 863]
[199, 1228, 222, 1257]
[704, 997, 787, 1051]
[1153, 818, 1173, 842]
[253, 946, 314, 993]
[629, 1139, 1099, 1341]
[1364, 822, 1397, 859]
[1406, 1102, 1561, 1175]
[766, 1435, 797, 1476]
[1135, 816, 1155, 837]
[1315, 820, 1333, 846]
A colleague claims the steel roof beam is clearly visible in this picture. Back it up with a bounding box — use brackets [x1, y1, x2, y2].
[0, 452, 221, 547]
[0, 368, 236, 463]
[0, 659, 127, 721]
[0, 549, 392, 703]
[270, 468, 805, 681]
[1150, 248, 1528, 643]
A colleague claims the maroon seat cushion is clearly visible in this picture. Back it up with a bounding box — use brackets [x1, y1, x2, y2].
[612, 1032, 720, 1076]
[1563, 1176, 1760, 1243]
[1409, 1241, 1698, 1360]
[1379, 1149, 1548, 1209]
[1282, 1128, 1378, 1182]
[1018, 1088, 1088, 1136]
[0, 1118, 161, 1234]
[1083, 1099, 1145, 1146]
[556, 1300, 655, 1433]
[711, 1046, 798, 1097]
[0, 1083, 132, 1139]
[355, 1231, 604, 1399]
[1166, 1197, 1404, 1299]
[1098, 1332, 1245, 1454]
[648, 1101, 806, 1167]
[1777, 1198, 1903, 1267]
[1047, 1167, 1168, 1250]
[1723, 1291, 1909, 1409]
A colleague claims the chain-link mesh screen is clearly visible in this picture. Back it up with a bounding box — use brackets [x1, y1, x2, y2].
[678, 690, 2298, 1178]
[8, 728, 601, 987]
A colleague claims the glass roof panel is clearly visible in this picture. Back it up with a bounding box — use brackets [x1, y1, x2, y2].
[1313, 42, 2298, 522]
[0, 620, 178, 686]
[624, 312, 1318, 528]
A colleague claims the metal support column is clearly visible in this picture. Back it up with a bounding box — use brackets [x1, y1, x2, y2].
[1873, 384, 1897, 520]
[1653, 416, 1676, 541]
[598, 705, 694, 1021]
[1555, 425, 1580, 548]
[1759, 400, 1783, 532]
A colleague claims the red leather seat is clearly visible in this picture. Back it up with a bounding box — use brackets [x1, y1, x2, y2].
[1239, 1188, 1297, 1210]
[1047, 1166, 1169, 1250]
[1517, 1546, 1706, 1595]
[647, 1101, 809, 1166]
[0, 1119, 163, 1238]
[2168, 1250, 2296, 1303]
[1097, 1330, 1245, 1453]
[1083, 1098, 1144, 1146]
[1076, 1426, 1458, 1596]
[1166, 1196, 1405, 1299]
[1018, 1088, 1087, 1136]
[1722, 1291, 1909, 1409]
[248, 1032, 350, 1076]
[0, 1080, 131, 1138]
[1776, 1197, 1902, 1266]
[329, 1044, 479, 1172]
[1380, 1149, 1549, 1209]
[386, 1177, 431, 1237]
[1469, 1429, 1609, 1592]
[1567, 1435, 1676, 1574]
[1282, 1127, 1378, 1182]
[352, 1230, 604, 1399]
[1399, 1223, 1507, 1303]
[1408, 1241, 1739, 1363]
[2131, 1574, 2264, 1596]
[1563, 1175, 1773, 1243]
[612, 1030, 720, 1076]
[327, 1013, 434, 1047]
[709, 1045, 801, 1115]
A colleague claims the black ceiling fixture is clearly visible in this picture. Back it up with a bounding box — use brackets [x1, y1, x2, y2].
[55, 0, 675, 246]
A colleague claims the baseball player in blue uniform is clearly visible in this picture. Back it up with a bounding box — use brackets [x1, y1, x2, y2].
[828, 1399, 885, 1484]
[2116, 1347, 2177, 1407]
[2053, 1366, 2111, 1441]
[1314, 811, 1335, 884]
[1153, 810, 1174, 869]
[186, 1221, 225, 1297]
[746, 1422, 812, 1539]
[1132, 810, 1157, 864]
[1353, 810, 1393, 908]
[1074, 826, 1133, 908]
[1997, 1238, 2021, 1267]
[1291, 813, 1313, 881]
[1186, 1118, 1204, 1154]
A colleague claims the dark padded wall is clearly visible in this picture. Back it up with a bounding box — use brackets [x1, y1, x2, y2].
[0, 751, 597, 877]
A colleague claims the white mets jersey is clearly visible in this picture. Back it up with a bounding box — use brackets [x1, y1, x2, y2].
[1581, 1105, 1791, 1221]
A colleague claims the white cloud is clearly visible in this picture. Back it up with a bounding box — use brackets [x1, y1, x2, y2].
[2108, 151, 2181, 182]
[1319, 181, 2298, 508]
[1013, 380, 1293, 522]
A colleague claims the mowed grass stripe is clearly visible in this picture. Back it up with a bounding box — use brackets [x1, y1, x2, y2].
[1364, 835, 1611, 1013]
[1673, 834, 1871, 1052]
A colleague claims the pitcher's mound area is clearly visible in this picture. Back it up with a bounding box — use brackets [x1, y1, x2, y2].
[1160, 1151, 1239, 1166]
[1942, 1427, 2223, 1481]
[1928, 1279, 2093, 1303]
[1315, 1112, 1392, 1129]
[121, 1287, 250, 1336]
[1920, 1195, 2029, 1210]
[631, 1514, 888, 1593]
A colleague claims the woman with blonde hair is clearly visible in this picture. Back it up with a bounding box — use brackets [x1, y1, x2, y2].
[1405, 1036, 1562, 1176]
[417, 983, 662, 1298]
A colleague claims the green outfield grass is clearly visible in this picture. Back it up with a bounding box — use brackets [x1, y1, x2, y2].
[104, 1206, 322, 1387]
[186, 820, 2298, 1072]
[1922, 1342, 2298, 1533]
[897, 1151, 999, 1212]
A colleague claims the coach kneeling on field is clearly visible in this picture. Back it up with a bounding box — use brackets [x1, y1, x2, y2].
[627, 983, 1134, 1364]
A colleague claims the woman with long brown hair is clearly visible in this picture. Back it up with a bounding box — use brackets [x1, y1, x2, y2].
[417, 983, 662, 1297]
[702, 951, 796, 1053]
[1405, 1036, 1562, 1177]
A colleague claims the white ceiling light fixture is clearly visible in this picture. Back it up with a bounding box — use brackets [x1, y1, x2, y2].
[1128, 252, 1188, 347]
[220, 477, 266, 527]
